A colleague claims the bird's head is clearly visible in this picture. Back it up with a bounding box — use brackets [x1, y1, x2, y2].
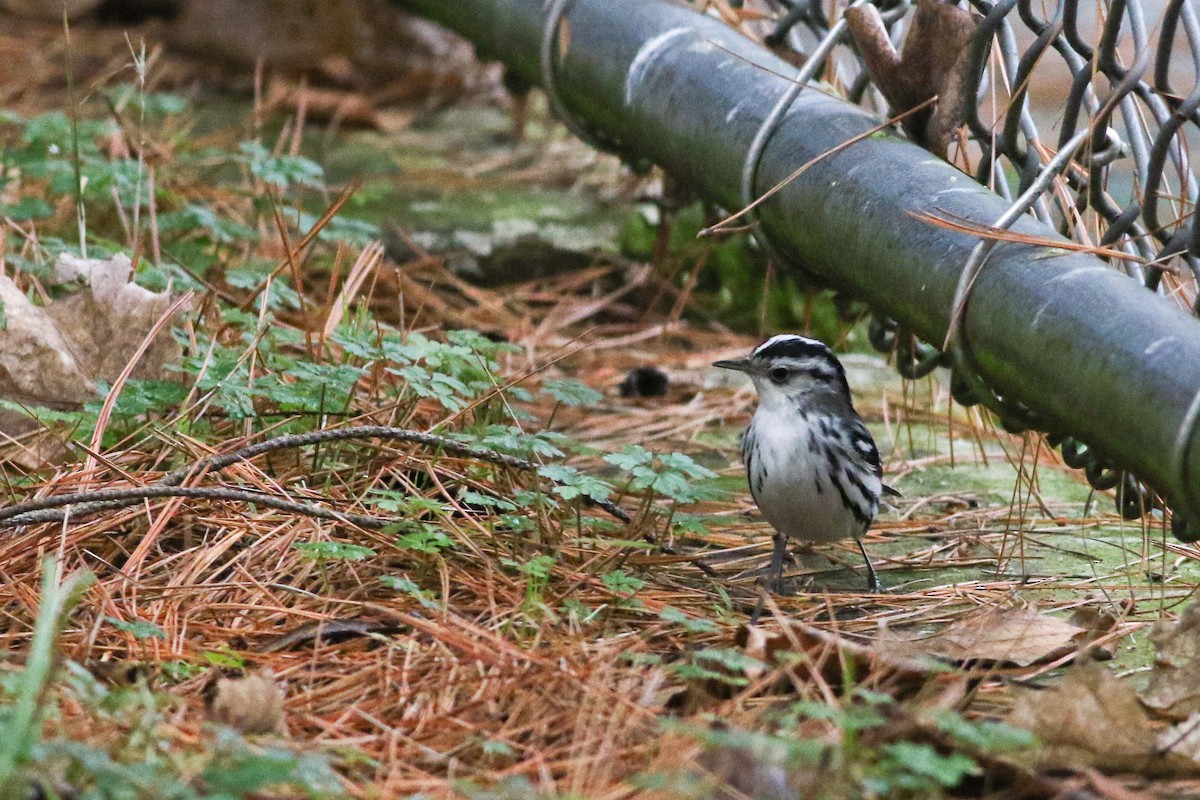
[713, 334, 851, 409]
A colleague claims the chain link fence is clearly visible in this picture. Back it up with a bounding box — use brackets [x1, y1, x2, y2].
[724, 0, 1200, 526]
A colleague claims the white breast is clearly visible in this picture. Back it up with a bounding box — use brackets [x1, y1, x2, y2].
[744, 406, 867, 544]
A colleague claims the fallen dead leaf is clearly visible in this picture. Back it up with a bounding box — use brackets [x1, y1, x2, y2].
[1010, 664, 1200, 777]
[0, 252, 187, 459]
[1010, 664, 1154, 771]
[48, 252, 185, 384]
[1159, 714, 1200, 765]
[1143, 601, 1200, 720]
[1068, 605, 1120, 643]
[879, 605, 1114, 667]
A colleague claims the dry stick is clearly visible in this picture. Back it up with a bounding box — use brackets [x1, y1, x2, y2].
[0, 425, 632, 529]
[3, 486, 387, 529]
[699, 97, 938, 237]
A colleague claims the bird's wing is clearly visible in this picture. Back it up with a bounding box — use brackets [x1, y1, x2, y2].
[845, 414, 901, 494]
[846, 415, 884, 476]
[845, 414, 902, 498]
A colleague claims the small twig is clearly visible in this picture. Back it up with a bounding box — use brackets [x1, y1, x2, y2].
[158, 426, 540, 484]
[1, 486, 389, 529]
[0, 425, 632, 530]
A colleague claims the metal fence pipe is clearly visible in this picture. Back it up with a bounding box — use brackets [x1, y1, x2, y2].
[394, 0, 1200, 528]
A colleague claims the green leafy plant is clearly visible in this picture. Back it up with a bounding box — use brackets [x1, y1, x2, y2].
[394, 524, 456, 554]
[105, 616, 166, 641]
[381, 575, 441, 610]
[200, 647, 247, 670]
[0, 559, 94, 796]
[503, 553, 557, 608]
[537, 464, 616, 503]
[866, 741, 980, 796]
[540, 378, 603, 407]
[294, 541, 377, 561]
[238, 140, 325, 191]
[605, 445, 723, 505]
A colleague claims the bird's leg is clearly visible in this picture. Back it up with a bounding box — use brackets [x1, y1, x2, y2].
[749, 589, 768, 626]
[857, 538, 882, 593]
[768, 531, 790, 593]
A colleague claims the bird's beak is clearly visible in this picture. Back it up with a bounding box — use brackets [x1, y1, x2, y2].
[712, 358, 753, 373]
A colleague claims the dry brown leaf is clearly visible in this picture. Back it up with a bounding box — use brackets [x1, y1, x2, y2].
[1068, 606, 1120, 641]
[0, 272, 97, 407]
[694, 739, 798, 800]
[1159, 714, 1200, 765]
[1009, 664, 1200, 777]
[205, 669, 287, 735]
[0, 253, 187, 451]
[1010, 664, 1153, 770]
[1142, 602, 1200, 720]
[845, 0, 979, 157]
[879, 605, 1113, 667]
[48, 253, 186, 383]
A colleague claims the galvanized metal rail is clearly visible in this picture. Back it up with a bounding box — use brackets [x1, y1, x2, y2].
[394, 0, 1200, 535]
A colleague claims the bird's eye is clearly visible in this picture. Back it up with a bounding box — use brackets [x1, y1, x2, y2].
[768, 366, 790, 383]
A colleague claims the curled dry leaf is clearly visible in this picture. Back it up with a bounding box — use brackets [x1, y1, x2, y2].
[879, 605, 1115, 668]
[1009, 664, 1200, 777]
[205, 669, 287, 735]
[693, 738, 798, 800]
[1159, 714, 1200, 765]
[0, 253, 187, 456]
[1068, 605, 1120, 643]
[845, 0, 979, 158]
[48, 253, 186, 384]
[1142, 601, 1200, 720]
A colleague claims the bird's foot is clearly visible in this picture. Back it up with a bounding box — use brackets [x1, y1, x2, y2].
[857, 539, 882, 594]
[763, 572, 791, 596]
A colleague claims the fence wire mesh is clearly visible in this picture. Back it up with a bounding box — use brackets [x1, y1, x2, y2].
[719, 0, 1200, 524]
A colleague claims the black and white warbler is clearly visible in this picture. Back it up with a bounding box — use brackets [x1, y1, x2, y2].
[714, 334, 897, 592]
